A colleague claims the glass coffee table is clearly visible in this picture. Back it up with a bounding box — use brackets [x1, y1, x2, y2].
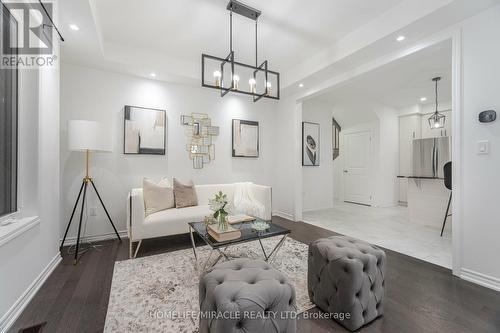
[188, 219, 291, 270]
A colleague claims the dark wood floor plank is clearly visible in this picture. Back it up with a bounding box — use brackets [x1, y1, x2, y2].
[9, 216, 500, 333]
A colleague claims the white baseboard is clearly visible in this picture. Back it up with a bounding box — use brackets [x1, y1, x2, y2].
[0, 253, 62, 333]
[272, 211, 295, 221]
[461, 268, 500, 292]
[302, 206, 334, 213]
[60, 230, 128, 246]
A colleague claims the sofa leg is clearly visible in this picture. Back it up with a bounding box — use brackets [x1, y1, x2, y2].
[133, 240, 142, 259]
[129, 240, 133, 259]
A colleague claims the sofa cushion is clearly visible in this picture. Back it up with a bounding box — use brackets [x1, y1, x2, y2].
[142, 205, 212, 238]
[173, 178, 198, 208]
[143, 177, 175, 216]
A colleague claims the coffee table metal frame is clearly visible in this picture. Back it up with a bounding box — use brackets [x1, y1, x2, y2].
[188, 220, 290, 270]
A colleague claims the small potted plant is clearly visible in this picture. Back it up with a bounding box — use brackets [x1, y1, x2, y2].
[209, 191, 229, 231]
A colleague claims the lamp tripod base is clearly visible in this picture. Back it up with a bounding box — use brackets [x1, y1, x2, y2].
[60, 177, 122, 264]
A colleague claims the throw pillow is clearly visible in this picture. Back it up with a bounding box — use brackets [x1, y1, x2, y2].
[143, 177, 175, 216]
[173, 178, 198, 208]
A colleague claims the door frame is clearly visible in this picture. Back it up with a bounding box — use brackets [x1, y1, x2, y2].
[295, 29, 463, 277]
[342, 130, 373, 206]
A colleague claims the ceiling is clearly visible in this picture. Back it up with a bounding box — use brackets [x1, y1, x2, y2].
[73, 0, 403, 71]
[314, 40, 452, 110]
[59, 0, 499, 93]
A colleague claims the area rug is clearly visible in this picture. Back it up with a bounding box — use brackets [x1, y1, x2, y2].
[104, 237, 314, 332]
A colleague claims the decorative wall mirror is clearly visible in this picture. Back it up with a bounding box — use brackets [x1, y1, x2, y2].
[332, 117, 341, 160]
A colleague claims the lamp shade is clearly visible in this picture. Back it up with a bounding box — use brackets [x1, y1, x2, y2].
[68, 120, 112, 152]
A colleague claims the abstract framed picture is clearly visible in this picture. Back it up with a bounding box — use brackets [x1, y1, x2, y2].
[232, 119, 259, 158]
[302, 122, 320, 166]
[124, 105, 166, 155]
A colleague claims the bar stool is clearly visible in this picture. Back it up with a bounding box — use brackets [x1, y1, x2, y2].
[441, 161, 452, 237]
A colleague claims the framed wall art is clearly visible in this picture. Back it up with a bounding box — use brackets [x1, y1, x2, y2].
[124, 105, 166, 155]
[302, 122, 320, 166]
[232, 119, 259, 158]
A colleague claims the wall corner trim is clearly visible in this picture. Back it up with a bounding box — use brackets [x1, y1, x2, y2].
[0, 253, 62, 333]
[460, 268, 500, 292]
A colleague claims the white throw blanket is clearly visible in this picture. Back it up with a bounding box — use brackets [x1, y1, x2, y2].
[232, 182, 265, 219]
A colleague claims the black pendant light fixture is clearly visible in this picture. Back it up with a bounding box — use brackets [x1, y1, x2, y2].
[428, 77, 445, 129]
[201, 0, 280, 102]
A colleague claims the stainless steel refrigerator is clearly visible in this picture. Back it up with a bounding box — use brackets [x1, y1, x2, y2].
[412, 137, 451, 178]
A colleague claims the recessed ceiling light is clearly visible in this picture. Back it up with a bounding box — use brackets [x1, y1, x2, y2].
[420, 97, 427, 102]
[299, 83, 304, 88]
[69, 24, 79, 31]
[396, 35, 406, 42]
[150, 72, 156, 77]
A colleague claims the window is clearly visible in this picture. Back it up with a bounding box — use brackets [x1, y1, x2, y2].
[0, 3, 18, 218]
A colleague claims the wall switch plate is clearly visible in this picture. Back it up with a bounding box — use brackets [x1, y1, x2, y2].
[89, 207, 97, 216]
[477, 140, 490, 155]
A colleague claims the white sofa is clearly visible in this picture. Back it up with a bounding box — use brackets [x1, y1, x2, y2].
[127, 183, 272, 258]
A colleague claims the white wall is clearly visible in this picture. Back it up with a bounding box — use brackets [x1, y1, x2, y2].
[0, 1, 61, 329]
[460, 5, 500, 287]
[374, 105, 399, 207]
[301, 100, 334, 212]
[271, 96, 301, 220]
[60, 63, 279, 239]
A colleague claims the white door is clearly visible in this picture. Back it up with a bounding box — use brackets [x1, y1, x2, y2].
[344, 131, 372, 205]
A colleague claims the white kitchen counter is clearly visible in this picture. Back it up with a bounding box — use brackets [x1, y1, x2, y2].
[407, 178, 451, 228]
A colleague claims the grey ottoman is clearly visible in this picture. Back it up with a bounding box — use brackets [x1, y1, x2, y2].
[199, 258, 296, 333]
[308, 236, 386, 331]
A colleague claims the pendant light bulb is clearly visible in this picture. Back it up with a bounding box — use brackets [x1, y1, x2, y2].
[233, 74, 240, 90]
[213, 71, 222, 87]
[249, 78, 256, 93]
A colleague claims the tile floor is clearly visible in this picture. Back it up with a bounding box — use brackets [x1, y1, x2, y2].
[302, 202, 452, 268]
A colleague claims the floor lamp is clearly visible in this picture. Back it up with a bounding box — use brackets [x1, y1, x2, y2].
[60, 120, 121, 264]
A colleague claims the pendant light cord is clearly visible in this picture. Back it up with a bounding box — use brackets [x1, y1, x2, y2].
[255, 19, 258, 67]
[435, 78, 439, 113]
[230, 9, 233, 53]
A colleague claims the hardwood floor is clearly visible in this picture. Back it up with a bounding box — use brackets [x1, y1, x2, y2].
[10, 216, 500, 333]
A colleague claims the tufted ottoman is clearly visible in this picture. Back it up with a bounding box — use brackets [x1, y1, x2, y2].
[308, 236, 386, 331]
[199, 258, 296, 333]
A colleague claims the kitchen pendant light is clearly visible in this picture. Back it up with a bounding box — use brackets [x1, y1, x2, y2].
[201, 0, 280, 102]
[428, 77, 445, 129]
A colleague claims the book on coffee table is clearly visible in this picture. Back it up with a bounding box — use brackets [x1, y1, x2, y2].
[207, 224, 242, 242]
[227, 214, 255, 224]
